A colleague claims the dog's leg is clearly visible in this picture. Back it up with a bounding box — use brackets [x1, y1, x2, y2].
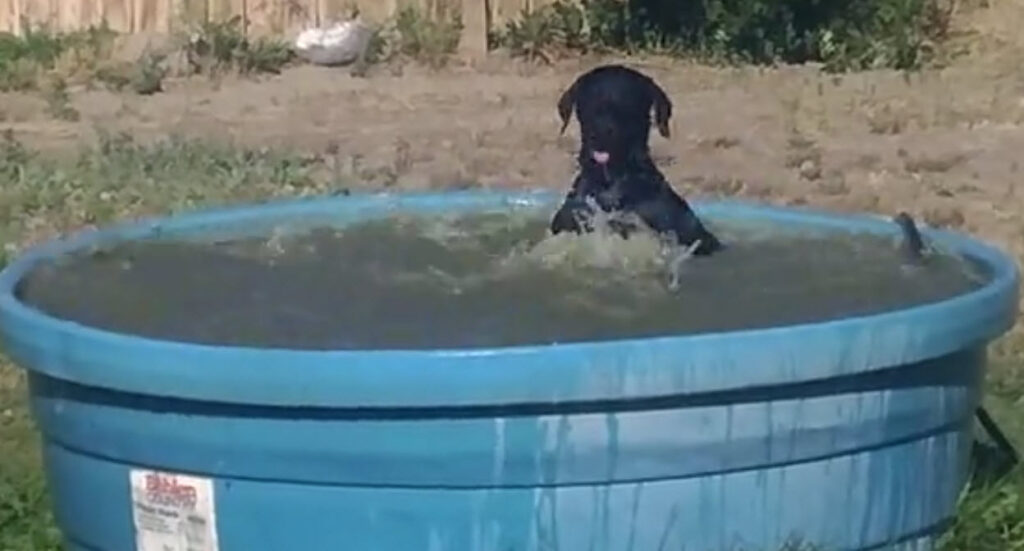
[607, 219, 633, 240]
[550, 204, 582, 235]
[550, 190, 590, 235]
[632, 192, 721, 255]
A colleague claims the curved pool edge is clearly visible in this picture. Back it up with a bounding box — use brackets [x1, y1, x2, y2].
[0, 189, 1019, 408]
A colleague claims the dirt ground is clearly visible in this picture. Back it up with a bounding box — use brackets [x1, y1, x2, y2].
[2, 7, 1024, 324]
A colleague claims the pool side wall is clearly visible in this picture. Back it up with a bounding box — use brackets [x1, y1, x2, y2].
[0, 191, 1018, 551]
[36, 347, 981, 551]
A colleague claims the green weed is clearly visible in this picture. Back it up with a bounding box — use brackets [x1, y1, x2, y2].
[493, 0, 958, 71]
[351, 4, 464, 72]
[183, 16, 294, 77]
[0, 379, 61, 551]
[39, 74, 80, 121]
[0, 22, 117, 92]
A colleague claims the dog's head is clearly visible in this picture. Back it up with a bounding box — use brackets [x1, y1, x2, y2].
[577, 108, 639, 169]
[557, 65, 673, 167]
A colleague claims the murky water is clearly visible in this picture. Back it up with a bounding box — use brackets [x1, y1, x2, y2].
[15, 208, 989, 349]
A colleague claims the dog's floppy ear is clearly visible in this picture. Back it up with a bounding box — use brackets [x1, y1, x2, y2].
[648, 80, 673, 139]
[557, 82, 577, 135]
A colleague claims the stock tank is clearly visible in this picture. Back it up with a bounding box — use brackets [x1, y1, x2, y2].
[0, 190, 1018, 551]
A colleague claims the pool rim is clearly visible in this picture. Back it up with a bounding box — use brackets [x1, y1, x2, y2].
[0, 189, 1018, 408]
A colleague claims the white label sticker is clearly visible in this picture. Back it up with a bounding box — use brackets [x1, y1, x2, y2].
[130, 469, 219, 551]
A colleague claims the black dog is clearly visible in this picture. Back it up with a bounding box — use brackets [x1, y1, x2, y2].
[550, 64, 721, 255]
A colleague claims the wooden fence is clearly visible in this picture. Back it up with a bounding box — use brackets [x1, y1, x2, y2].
[0, 0, 571, 57]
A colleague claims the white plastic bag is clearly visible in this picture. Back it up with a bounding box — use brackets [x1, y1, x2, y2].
[294, 19, 374, 67]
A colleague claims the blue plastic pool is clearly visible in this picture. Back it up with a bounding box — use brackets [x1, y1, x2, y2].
[0, 190, 1018, 551]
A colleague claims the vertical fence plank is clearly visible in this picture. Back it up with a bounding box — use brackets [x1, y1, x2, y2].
[134, 0, 173, 32]
[175, 0, 210, 31]
[54, 0, 75, 31]
[490, 0, 530, 27]
[207, 0, 246, 27]
[156, 0, 173, 31]
[388, 0, 402, 19]
[0, 0, 16, 33]
[279, 0, 316, 33]
[246, 0, 271, 33]
[459, 0, 486, 60]
[248, 0, 314, 36]
[354, 0, 395, 22]
[424, 0, 438, 19]
[80, 0, 102, 29]
[48, 0, 61, 31]
[16, 0, 45, 31]
[68, 0, 102, 32]
[532, 0, 562, 11]
[317, 0, 346, 25]
[101, 0, 135, 32]
[491, 0, 577, 26]
[315, 0, 393, 27]
[133, 0, 151, 32]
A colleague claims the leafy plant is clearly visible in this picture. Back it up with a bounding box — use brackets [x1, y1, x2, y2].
[498, 1, 587, 63]
[0, 370, 61, 551]
[494, 0, 957, 71]
[940, 467, 1024, 550]
[390, 5, 463, 68]
[0, 467, 62, 551]
[40, 74, 80, 121]
[131, 50, 168, 95]
[184, 16, 293, 77]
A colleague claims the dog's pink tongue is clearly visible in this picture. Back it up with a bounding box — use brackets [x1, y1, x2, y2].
[592, 151, 610, 164]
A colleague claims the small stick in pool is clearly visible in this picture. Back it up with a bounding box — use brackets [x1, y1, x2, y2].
[667, 239, 702, 291]
[893, 211, 928, 263]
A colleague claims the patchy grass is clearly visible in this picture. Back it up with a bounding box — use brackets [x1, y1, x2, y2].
[0, 24, 117, 92]
[942, 466, 1024, 550]
[0, 6, 470, 99]
[39, 75, 80, 122]
[0, 131, 338, 251]
[0, 134, 337, 549]
[0, 18, 293, 104]
[942, 343, 1024, 551]
[0, 134, 1021, 549]
[0, 367, 62, 551]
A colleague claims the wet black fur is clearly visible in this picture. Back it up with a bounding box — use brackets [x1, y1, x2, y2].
[550, 64, 721, 255]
